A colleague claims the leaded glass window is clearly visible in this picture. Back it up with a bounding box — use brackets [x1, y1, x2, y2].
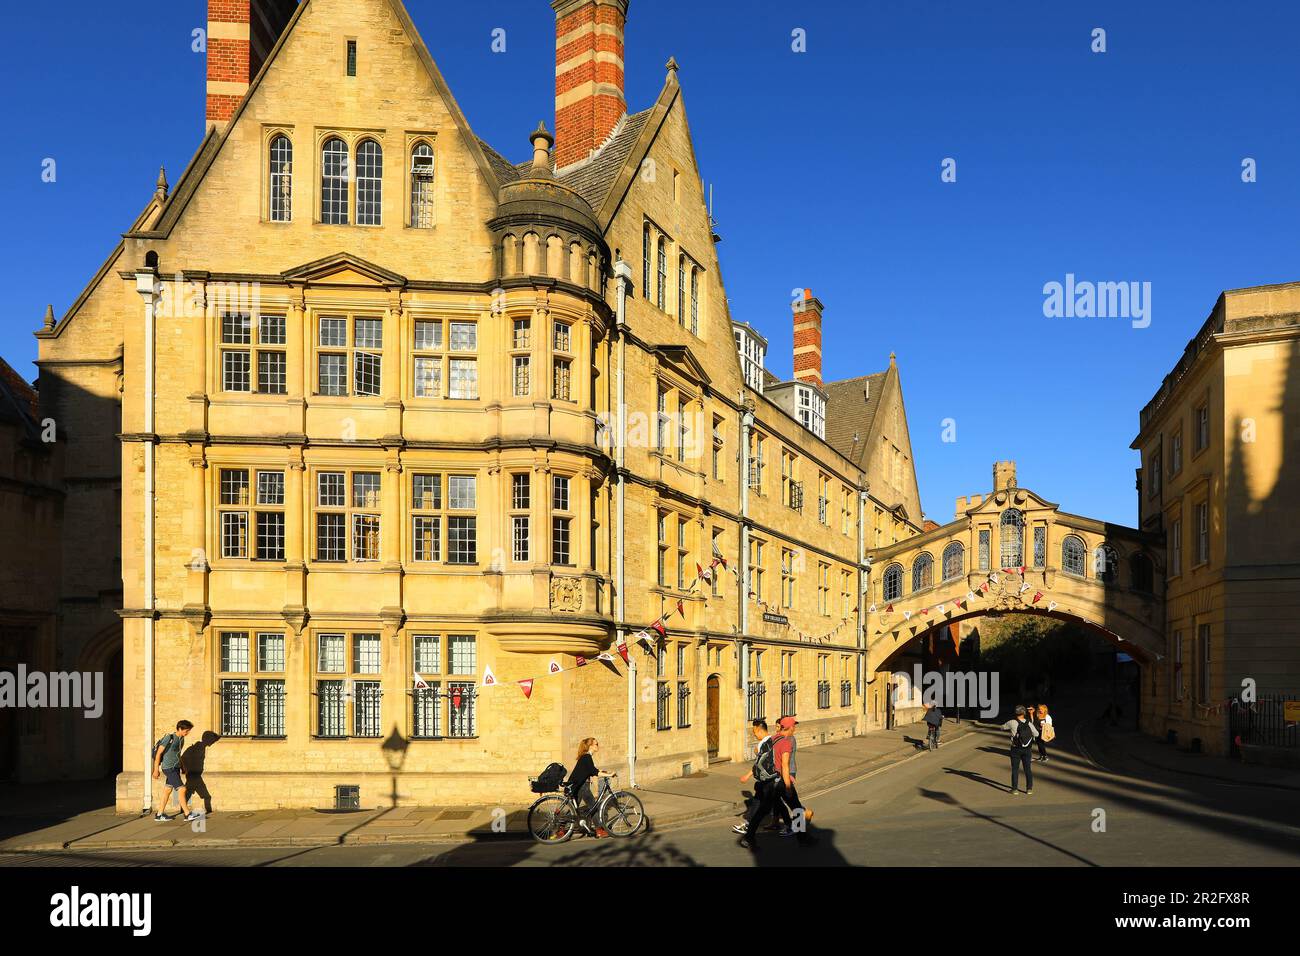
[1000, 509, 1024, 569]
[321, 138, 349, 224]
[882, 564, 903, 602]
[941, 542, 964, 582]
[356, 140, 383, 226]
[1062, 535, 1086, 576]
[912, 553, 934, 592]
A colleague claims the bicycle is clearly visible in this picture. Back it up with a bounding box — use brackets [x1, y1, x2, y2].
[527, 772, 646, 843]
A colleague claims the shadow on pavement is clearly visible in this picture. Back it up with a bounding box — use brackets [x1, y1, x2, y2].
[919, 787, 1099, 866]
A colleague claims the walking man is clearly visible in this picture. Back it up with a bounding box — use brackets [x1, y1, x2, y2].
[733, 719, 790, 837]
[772, 716, 815, 843]
[1001, 705, 1038, 795]
[151, 720, 193, 821]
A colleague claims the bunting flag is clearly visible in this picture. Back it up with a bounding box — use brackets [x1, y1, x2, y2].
[966, 590, 976, 603]
[920, 607, 930, 617]
[637, 632, 656, 652]
[1032, 591, 1044, 604]
[518, 679, 534, 700]
[676, 599, 685, 617]
[597, 652, 616, 663]
[652, 620, 667, 638]
[885, 603, 894, 613]
[576, 655, 589, 667]
[615, 635, 630, 664]
[451, 686, 463, 709]
[952, 599, 965, 611]
[413, 672, 429, 691]
[548, 659, 563, 675]
[482, 665, 497, 687]
[1048, 601, 1059, 612]
[990, 572, 1000, 585]
[1019, 583, 1031, 595]
[936, 603, 946, 614]
[980, 582, 991, 594]
[868, 603, 877, 614]
[904, 610, 912, 621]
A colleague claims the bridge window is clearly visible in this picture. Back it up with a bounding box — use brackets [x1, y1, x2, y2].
[1131, 552, 1154, 592]
[1000, 509, 1024, 569]
[1094, 545, 1119, 583]
[978, 529, 990, 571]
[1032, 526, 1046, 568]
[882, 564, 903, 602]
[1062, 535, 1086, 576]
[941, 542, 964, 582]
[912, 553, 934, 592]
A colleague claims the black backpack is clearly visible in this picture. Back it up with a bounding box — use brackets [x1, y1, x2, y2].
[531, 762, 567, 793]
[1012, 721, 1035, 749]
[753, 738, 780, 783]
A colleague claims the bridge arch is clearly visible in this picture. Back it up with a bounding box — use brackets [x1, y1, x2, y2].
[865, 484, 1165, 679]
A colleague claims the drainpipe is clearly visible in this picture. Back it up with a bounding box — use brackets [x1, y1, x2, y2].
[858, 487, 869, 713]
[738, 402, 754, 746]
[135, 269, 159, 813]
[613, 259, 634, 787]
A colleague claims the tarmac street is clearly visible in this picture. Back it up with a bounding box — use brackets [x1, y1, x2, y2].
[2, 698, 1297, 867]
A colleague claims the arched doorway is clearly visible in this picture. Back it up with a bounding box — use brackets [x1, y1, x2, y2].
[706, 674, 720, 760]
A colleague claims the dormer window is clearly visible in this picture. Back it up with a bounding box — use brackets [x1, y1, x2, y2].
[795, 384, 825, 439]
[733, 324, 766, 393]
[410, 143, 434, 228]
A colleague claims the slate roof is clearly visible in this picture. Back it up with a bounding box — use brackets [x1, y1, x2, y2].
[477, 137, 522, 185]
[0, 356, 39, 439]
[555, 109, 653, 210]
[823, 372, 888, 469]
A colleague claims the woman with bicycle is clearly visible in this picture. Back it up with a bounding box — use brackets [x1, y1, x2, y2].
[566, 737, 611, 838]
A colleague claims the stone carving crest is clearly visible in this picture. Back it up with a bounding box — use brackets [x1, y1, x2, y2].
[550, 575, 583, 612]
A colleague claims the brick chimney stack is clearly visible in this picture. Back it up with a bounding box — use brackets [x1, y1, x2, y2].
[792, 288, 824, 389]
[206, 0, 297, 130]
[552, 0, 629, 169]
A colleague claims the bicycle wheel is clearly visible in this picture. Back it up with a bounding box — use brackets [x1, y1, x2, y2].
[528, 795, 577, 844]
[600, 790, 646, 837]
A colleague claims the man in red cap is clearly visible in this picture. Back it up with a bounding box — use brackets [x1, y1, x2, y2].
[772, 715, 814, 843]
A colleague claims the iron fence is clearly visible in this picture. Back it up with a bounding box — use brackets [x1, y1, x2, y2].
[1229, 694, 1299, 755]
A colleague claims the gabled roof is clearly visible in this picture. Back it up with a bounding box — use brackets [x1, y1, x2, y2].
[127, 0, 503, 242]
[824, 371, 888, 469]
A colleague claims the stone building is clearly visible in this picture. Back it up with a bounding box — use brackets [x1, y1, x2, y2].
[1133, 282, 1300, 755]
[35, 0, 923, 811]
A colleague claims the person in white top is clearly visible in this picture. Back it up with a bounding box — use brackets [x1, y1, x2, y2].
[1035, 704, 1054, 762]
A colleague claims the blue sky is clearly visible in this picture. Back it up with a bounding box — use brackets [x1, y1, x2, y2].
[3, 0, 1298, 526]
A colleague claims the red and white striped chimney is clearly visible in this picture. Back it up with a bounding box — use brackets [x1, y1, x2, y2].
[206, 0, 297, 130]
[793, 288, 824, 389]
[552, 0, 629, 169]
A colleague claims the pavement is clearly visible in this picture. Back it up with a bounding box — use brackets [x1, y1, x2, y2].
[0, 717, 976, 854]
[1088, 724, 1300, 790]
[6, 702, 1298, 867]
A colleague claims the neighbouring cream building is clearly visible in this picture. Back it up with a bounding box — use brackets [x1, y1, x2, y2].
[1132, 283, 1300, 756]
[34, 0, 924, 810]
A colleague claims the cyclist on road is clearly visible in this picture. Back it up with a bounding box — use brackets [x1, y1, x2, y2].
[566, 737, 611, 838]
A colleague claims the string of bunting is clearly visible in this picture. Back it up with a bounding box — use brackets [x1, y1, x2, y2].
[415, 560, 1102, 701]
[420, 548, 867, 700]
